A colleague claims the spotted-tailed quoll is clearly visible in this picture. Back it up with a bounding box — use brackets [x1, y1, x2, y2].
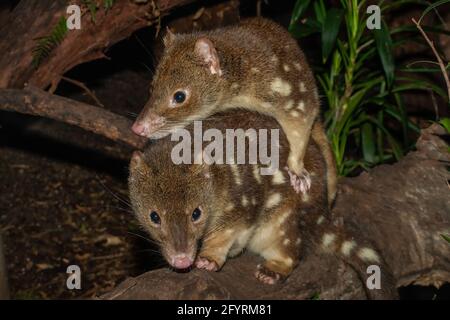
[129, 110, 397, 299]
[132, 17, 331, 195]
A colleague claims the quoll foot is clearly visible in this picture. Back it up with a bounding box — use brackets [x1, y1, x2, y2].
[285, 166, 311, 194]
[254, 264, 284, 285]
[195, 256, 219, 271]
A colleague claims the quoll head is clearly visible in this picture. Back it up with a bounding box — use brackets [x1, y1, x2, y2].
[132, 28, 225, 139]
[128, 150, 212, 269]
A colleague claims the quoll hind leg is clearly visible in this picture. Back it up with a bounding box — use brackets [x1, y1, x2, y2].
[277, 116, 314, 194]
[252, 218, 301, 284]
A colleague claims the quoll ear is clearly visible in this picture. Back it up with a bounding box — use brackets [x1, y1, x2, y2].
[194, 37, 223, 76]
[163, 27, 176, 47]
[130, 151, 144, 170]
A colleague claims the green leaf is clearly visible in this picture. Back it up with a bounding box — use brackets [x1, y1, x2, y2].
[362, 122, 376, 163]
[439, 118, 450, 133]
[289, 0, 311, 32]
[374, 20, 395, 88]
[322, 8, 344, 63]
[419, 0, 450, 24]
[289, 19, 321, 38]
[441, 234, 450, 243]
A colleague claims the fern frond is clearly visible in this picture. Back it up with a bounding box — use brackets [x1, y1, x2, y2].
[104, 0, 115, 10]
[82, 0, 97, 22]
[32, 16, 68, 68]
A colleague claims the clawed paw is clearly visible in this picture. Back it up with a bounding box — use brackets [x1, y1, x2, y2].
[285, 166, 311, 194]
[195, 256, 219, 271]
[254, 264, 283, 285]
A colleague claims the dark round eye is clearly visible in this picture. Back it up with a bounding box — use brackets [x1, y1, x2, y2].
[191, 208, 202, 222]
[149, 211, 160, 224]
[173, 91, 186, 104]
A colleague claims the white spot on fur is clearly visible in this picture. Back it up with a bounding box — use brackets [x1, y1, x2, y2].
[225, 203, 234, 212]
[284, 99, 294, 111]
[265, 193, 282, 209]
[296, 238, 301, 245]
[341, 241, 356, 256]
[290, 110, 300, 117]
[284, 257, 293, 266]
[271, 78, 292, 96]
[300, 82, 307, 92]
[231, 164, 242, 185]
[358, 247, 380, 263]
[241, 195, 249, 207]
[316, 216, 325, 225]
[322, 233, 336, 249]
[231, 83, 239, 90]
[297, 100, 305, 111]
[294, 62, 302, 71]
[301, 193, 309, 202]
[271, 55, 279, 64]
[251, 197, 257, 206]
[253, 165, 262, 184]
[283, 64, 290, 72]
[272, 169, 285, 185]
[251, 67, 259, 73]
[277, 209, 291, 226]
[283, 238, 290, 246]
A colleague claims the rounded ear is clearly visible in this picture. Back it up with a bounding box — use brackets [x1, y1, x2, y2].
[130, 151, 144, 170]
[163, 27, 176, 47]
[194, 37, 223, 76]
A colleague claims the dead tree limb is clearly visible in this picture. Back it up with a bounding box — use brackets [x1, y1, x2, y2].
[101, 124, 450, 300]
[0, 86, 146, 149]
[0, 0, 195, 89]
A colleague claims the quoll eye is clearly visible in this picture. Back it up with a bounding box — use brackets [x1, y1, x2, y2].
[149, 211, 161, 224]
[173, 91, 186, 104]
[191, 208, 202, 222]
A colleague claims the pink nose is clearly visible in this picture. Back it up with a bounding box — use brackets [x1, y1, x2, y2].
[131, 121, 147, 136]
[171, 254, 193, 269]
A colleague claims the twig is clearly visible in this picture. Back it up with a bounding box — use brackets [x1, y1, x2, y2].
[61, 76, 104, 107]
[412, 18, 450, 103]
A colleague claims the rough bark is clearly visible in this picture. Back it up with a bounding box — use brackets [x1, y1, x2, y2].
[100, 124, 450, 300]
[0, 86, 146, 149]
[0, 234, 9, 300]
[0, 0, 195, 89]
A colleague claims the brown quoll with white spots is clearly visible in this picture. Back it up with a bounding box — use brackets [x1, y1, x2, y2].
[132, 17, 331, 195]
[129, 110, 397, 298]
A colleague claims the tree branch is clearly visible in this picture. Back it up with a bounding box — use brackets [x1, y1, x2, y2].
[0, 86, 146, 149]
[0, 0, 196, 89]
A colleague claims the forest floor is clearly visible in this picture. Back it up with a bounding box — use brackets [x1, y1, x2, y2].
[0, 114, 163, 299]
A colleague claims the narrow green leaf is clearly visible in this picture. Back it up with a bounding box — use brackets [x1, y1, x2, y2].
[439, 118, 450, 133]
[322, 8, 344, 63]
[362, 122, 376, 163]
[419, 0, 450, 24]
[374, 20, 395, 88]
[441, 234, 450, 243]
[289, 0, 311, 32]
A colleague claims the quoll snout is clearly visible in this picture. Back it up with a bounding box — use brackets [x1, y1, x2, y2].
[132, 112, 166, 138]
[170, 253, 194, 270]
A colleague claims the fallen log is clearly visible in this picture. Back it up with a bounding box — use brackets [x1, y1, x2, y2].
[100, 124, 450, 299]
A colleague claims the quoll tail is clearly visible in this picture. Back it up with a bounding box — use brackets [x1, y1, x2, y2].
[304, 216, 398, 299]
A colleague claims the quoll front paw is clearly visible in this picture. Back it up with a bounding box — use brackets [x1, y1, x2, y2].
[255, 264, 284, 285]
[285, 166, 311, 194]
[195, 256, 219, 272]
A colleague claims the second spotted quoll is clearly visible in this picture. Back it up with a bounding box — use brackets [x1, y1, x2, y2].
[129, 110, 397, 298]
